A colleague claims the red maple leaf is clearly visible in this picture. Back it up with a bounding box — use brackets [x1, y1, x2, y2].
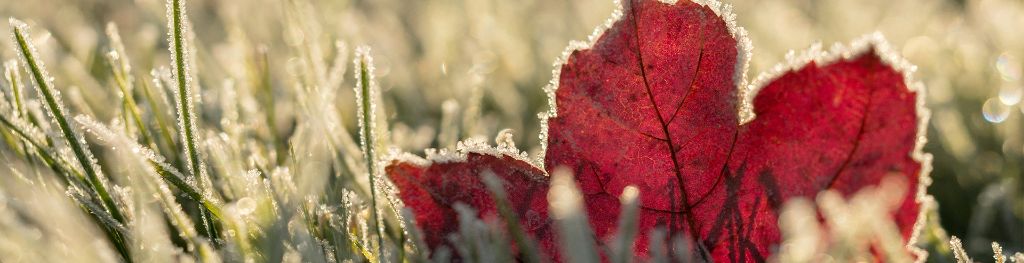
[384, 0, 931, 261]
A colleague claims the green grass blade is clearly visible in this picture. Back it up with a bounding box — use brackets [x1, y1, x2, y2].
[9, 19, 133, 261]
[398, 208, 430, 263]
[9, 18, 127, 225]
[104, 23, 156, 150]
[549, 168, 600, 263]
[75, 115, 223, 249]
[2, 59, 46, 136]
[251, 46, 286, 164]
[0, 112, 80, 186]
[611, 186, 640, 263]
[82, 118, 224, 221]
[354, 46, 385, 259]
[0, 116, 131, 260]
[106, 51, 155, 148]
[0, 123, 20, 155]
[3, 60, 28, 119]
[140, 73, 182, 168]
[74, 114, 261, 261]
[0, 92, 23, 155]
[166, 0, 220, 242]
[67, 190, 134, 259]
[166, 0, 202, 184]
[482, 172, 544, 263]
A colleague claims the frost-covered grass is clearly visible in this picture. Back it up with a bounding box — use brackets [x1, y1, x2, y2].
[0, 0, 1021, 262]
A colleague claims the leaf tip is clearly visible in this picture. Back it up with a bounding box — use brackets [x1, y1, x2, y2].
[620, 185, 638, 203]
[548, 167, 581, 219]
[8, 18, 26, 29]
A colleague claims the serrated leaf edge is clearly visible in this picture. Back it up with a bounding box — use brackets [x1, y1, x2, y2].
[383, 1, 935, 260]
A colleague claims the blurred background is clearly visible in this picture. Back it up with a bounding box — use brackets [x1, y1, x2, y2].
[0, 0, 1020, 260]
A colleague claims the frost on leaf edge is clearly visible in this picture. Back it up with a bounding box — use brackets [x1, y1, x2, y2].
[381, 133, 545, 183]
[765, 31, 933, 260]
[531, 0, 933, 260]
[382, 0, 754, 175]
[739, 32, 933, 262]
[384, 0, 933, 259]
[536, 0, 752, 167]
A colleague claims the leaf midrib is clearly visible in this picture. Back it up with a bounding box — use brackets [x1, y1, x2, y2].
[627, 0, 706, 242]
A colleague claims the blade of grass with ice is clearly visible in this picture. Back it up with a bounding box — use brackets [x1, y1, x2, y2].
[3, 60, 30, 121]
[548, 168, 599, 263]
[0, 92, 23, 155]
[74, 115, 248, 259]
[167, 0, 202, 185]
[251, 46, 287, 165]
[74, 115, 223, 220]
[166, 0, 220, 242]
[950, 236, 972, 263]
[106, 51, 155, 148]
[105, 23, 155, 150]
[80, 116, 200, 249]
[355, 46, 385, 259]
[399, 208, 430, 263]
[9, 18, 128, 228]
[8, 29, 135, 259]
[482, 171, 543, 262]
[0, 110, 85, 188]
[140, 72, 182, 168]
[612, 186, 640, 263]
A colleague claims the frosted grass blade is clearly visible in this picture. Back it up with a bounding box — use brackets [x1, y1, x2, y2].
[166, 0, 203, 184]
[354, 46, 384, 258]
[104, 23, 156, 150]
[548, 168, 599, 263]
[140, 73, 181, 168]
[9, 19, 128, 228]
[612, 186, 640, 263]
[166, 0, 220, 242]
[105, 51, 155, 148]
[482, 171, 544, 262]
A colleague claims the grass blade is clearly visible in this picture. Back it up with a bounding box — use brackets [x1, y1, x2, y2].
[3, 60, 29, 121]
[482, 171, 544, 262]
[166, 0, 202, 186]
[9, 18, 134, 261]
[106, 50, 155, 147]
[354, 45, 385, 259]
[399, 208, 430, 263]
[0, 109, 83, 187]
[104, 23, 155, 150]
[166, 0, 220, 242]
[612, 186, 640, 263]
[9, 18, 127, 224]
[74, 115, 223, 220]
[75, 115, 232, 255]
[548, 167, 599, 263]
[141, 71, 182, 168]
